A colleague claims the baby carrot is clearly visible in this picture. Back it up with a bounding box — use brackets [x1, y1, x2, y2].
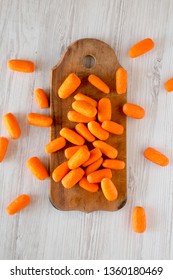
[88, 74, 110, 94]
[45, 137, 66, 154]
[3, 113, 21, 139]
[60, 127, 85, 145]
[93, 140, 118, 159]
[68, 146, 90, 169]
[164, 77, 173, 92]
[67, 110, 96, 123]
[101, 120, 124, 135]
[6, 194, 31, 215]
[87, 168, 112, 183]
[143, 147, 169, 166]
[64, 145, 88, 159]
[83, 148, 102, 167]
[52, 161, 70, 182]
[61, 167, 84, 188]
[0, 137, 9, 162]
[79, 177, 99, 193]
[26, 156, 49, 180]
[27, 113, 53, 127]
[88, 121, 109, 140]
[34, 88, 49, 109]
[129, 38, 154, 58]
[97, 98, 111, 122]
[74, 93, 97, 107]
[122, 103, 145, 119]
[72, 100, 97, 118]
[85, 157, 103, 176]
[102, 159, 125, 170]
[58, 73, 81, 99]
[116, 67, 127, 94]
[7, 59, 35, 73]
[101, 178, 118, 201]
[75, 123, 95, 142]
[132, 206, 146, 233]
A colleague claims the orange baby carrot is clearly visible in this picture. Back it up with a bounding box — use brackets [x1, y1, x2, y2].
[6, 194, 31, 215]
[116, 67, 127, 94]
[97, 98, 111, 122]
[3, 113, 21, 139]
[64, 145, 88, 159]
[79, 177, 99, 193]
[101, 178, 118, 201]
[75, 123, 95, 142]
[27, 113, 53, 127]
[122, 103, 145, 119]
[102, 159, 125, 170]
[60, 127, 85, 145]
[85, 157, 103, 176]
[74, 93, 97, 107]
[26, 156, 49, 180]
[72, 100, 97, 118]
[129, 38, 154, 58]
[164, 77, 173, 92]
[87, 168, 112, 183]
[61, 167, 84, 188]
[7, 59, 35, 73]
[93, 140, 118, 159]
[88, 74, 110, 94]
[101, 120, 124, 135]
[34, 88, 49, 109]
[52, 161, 70, 182]
[68, 146, 90, 169]
[88, 121, 109, 140]
[58, 73, 81, 99]
[45, 137, 66, 154]
[67, 110, 96, 123]
[143, 147, 169, 166]
[132, 206, 146, 233]
[0, 137, 9, 162]
[83, 148, 102, 167]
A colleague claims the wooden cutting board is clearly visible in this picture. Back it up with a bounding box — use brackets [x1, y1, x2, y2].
[49, 38, 127, 213]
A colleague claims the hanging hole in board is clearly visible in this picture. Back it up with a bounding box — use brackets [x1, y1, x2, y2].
[83, 55, 96, 69]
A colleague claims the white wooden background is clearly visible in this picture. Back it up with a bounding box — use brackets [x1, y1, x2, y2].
[0, 0, 173, 260]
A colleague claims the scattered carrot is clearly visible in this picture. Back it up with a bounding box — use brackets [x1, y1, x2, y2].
[122, 103, 145, 119]
[101, 178, 118, 201]
[87, 168, 112, 183]
[67, 110, 96, 123]
[75, 123, 95, 142]
[79, 177, 99, 192]
[129, 38, 154, 58]
[61, 167, 84, 188]
[3, 113, 21, 139]
[88, 74, 110, 94]
[85, 157, 103, 176]
[26, 156, 49, 180]
[0, 137, 9, 163]
[116, 67, 127, 94]
[143, 147, 169, 166]
[64, 145, 88, 159]
[6, 194, 31, 215]
[58, 73, 81, 99]
[7, 59, 35, 73]
[88, 121, 109, 140]
[102, 159, 125, 170]
[74, 93, 97, 107]
[27, 113, 53, 127]
[132, 206, 146, 233]
[97, 98, 111, 122]
[93, 140, 118, 159]
[102, 120, 124, 135]
[72, 100, 97, 118]
[34, 88, 49, 109]
[68, 146, 90, 169]
[52, 161, 70, 182]
[164, 77, 173, 92]
[45, 137, 66, 154]
[60, 127, 85, 145]
[83, 148, 102, 167]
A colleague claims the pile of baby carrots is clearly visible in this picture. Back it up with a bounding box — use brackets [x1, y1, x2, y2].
[1, 37, 173, 234]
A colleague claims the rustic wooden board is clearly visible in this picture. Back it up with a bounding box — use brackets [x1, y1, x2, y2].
[49, 38, 126, 212]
